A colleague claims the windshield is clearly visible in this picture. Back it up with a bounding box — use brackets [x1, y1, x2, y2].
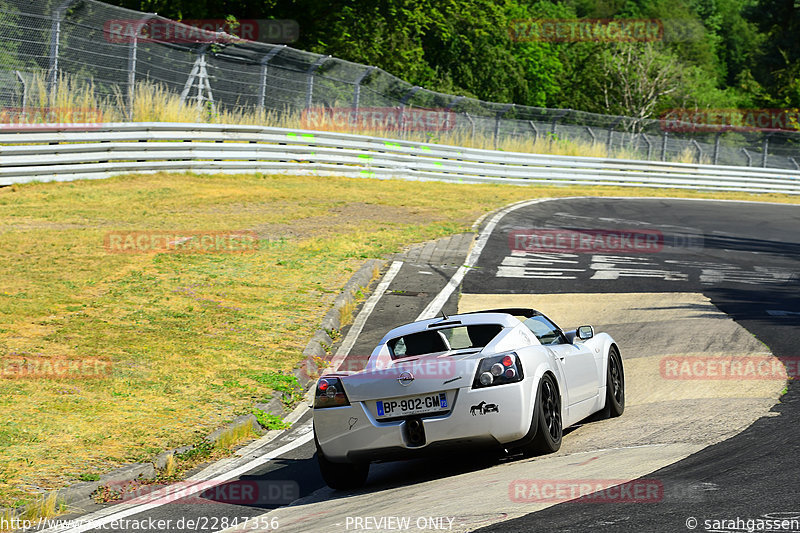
[388, 324, 503, 359]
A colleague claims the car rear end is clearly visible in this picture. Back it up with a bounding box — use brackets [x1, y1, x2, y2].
[313, 352, 536, 463]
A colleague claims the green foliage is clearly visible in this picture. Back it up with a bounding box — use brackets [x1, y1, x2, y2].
[247, 371, 304, 406]
[252, 409, 291, 431]
[246, 371, 299, 393]
[175, 440, 214, 461]
[96, 0, 800, 116]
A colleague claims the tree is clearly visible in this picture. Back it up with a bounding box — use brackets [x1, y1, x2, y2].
[593, 43, 683, 129]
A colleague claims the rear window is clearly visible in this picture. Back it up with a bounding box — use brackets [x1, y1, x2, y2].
[388, 324, 503, 359]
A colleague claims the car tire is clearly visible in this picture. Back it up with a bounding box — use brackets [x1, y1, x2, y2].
[315, 435, 369, 490]
[605, 346, 625, 417]
[522, 374, 562, 456]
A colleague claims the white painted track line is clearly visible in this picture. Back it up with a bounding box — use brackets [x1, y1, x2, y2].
[329, 260, 403, 372]
[416, 198, 557, 320]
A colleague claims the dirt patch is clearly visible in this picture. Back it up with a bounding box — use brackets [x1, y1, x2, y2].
[252, 202, 441, 240]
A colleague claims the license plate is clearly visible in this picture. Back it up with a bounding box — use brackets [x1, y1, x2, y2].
[376, 392, 449, 418]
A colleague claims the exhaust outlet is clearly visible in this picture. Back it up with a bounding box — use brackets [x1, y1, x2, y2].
[404, 417, 426, 447]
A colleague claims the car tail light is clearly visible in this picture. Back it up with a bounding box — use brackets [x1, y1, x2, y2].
[314, 377, 351, 408]
[473, 353, 523, 389]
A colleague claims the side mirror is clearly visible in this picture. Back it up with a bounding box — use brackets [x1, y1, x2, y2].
[576, 325, 594, 341]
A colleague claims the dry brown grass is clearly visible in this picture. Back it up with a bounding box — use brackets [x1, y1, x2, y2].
[9, 72, 695, 163]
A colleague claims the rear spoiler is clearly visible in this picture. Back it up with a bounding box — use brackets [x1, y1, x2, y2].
[458, 308, 539, 318]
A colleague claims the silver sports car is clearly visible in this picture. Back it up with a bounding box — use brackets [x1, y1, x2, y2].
[312, 308, 624, 489]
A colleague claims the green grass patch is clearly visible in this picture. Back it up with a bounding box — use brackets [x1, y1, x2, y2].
[252, 409, 291, 431]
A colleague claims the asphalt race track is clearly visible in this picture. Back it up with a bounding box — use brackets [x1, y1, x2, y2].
[39, 197, 800, 533]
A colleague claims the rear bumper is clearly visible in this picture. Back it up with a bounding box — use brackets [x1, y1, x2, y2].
[314, 380, 535, 463]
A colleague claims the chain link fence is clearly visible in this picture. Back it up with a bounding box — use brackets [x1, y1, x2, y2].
[1, 0, 798, 169]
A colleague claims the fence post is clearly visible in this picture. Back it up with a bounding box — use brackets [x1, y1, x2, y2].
[465, 113, 476, 140]
[48, 0, 77, 98]
[741, 147, 752, 167]
[690, 139, 703, 163]
[712, 131, 722, 165]
[660, 131, 669, 161]
[258, 45, 286, 112]
[761, 132, 773, 168]
[305, 55, 330, 109]
[441, 96, 464, 137]
[606, 117, 622, 153]
[494, 104, 513, 149]
[126, 15, 157, 121]
[352, 66, 376, 111]
[585, 126, 596, 145]
[550, 110, 567, 138]
[641, 133, 652, 159]
[398, 86, 421, 138]
[14, 71, 27, 108]
[127, 33, 138, 120]
[530, 121, 540, 143]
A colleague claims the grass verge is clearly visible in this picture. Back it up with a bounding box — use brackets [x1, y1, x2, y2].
[0, 171, 798, 511]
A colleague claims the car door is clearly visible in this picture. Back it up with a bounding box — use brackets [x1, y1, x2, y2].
[523, 315, 599, 407]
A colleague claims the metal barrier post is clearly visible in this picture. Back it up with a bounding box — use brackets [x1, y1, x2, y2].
[127, 15, 158, 120]
[465, 113, 476, 140]
[585, 126, 596, 145]
[14, 71, 27, 108]
[48, 0, 77, 98]
[352, 66, 376, 112]
[712, 131, 722, 165]
[494, 104, 513, 149]
[741, 147, 752, 167]
[550, 110, 567, 138]
[305, 55, 330, 109]
[258, 45, 286, 112]
[691, 139, 703, 163]
[762, 132, 773, 168]
[606, 117, 622, 153]
[398, 86, 421, 138]
[641, 133, 652, 159]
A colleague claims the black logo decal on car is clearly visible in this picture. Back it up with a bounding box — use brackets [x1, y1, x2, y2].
[470, 401, 499, 415]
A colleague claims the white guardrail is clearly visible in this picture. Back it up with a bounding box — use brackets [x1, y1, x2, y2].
[1, 122, 799, 194]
